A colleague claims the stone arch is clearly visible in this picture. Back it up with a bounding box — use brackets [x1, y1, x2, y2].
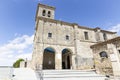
[99, 51, 109, 63]
[48, 11, 51, 17]
[43, 47, 55, 69]
[99, 51, 108, 58]
[62, 48, 72, 69]
[42, 10, 46, 16]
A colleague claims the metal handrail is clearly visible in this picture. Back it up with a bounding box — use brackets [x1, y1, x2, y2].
[40, 69, 43, 80]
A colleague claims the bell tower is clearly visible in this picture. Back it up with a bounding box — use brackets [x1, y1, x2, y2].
[36, 3, 55, 19]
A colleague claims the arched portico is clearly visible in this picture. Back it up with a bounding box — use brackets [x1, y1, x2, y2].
[62, 48, 72, 69]
[43, 47, 55, 69]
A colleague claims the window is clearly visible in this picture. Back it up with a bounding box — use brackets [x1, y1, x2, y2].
[95, 32, 100, 41]
[84, 32, 89, 40]
[42, 10, 46, 16]
[103, 33, 107, 40]
[25, 62, 27, 67]
[48, 33, 52, 38]
[99, 51, 108, 58]
[118, 50, 120, 54]
[66, 35, 69, 40]
[48, 11, 51, 17]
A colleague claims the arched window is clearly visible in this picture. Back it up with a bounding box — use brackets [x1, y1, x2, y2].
[42, 10, 46, 16]
[99, 51, 108, 58]
[48, 11, 51, 17]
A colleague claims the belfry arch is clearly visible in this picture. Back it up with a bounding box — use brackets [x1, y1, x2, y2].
[43, 47, 55, 69]
[62, 48, 72, 69]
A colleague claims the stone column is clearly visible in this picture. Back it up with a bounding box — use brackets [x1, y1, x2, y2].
[55, 53, 62, 70]
[107, 43, 120, 76]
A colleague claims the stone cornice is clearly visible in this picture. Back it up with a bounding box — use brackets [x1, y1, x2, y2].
[93, 27, 116, 34]
[78, 25, 94, 30]
[36, 17, 117, 34]
[101, 30, 116, 34]
[91, 36, 120, 48]
[38, 3, 56, 10]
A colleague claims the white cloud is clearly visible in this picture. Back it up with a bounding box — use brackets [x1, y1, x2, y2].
[108, 24, 120, 33]
[16, 53, 32, 60]
[0, 34, 34, 66]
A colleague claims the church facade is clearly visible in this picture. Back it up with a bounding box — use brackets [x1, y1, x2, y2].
[21, 3, 120, 76]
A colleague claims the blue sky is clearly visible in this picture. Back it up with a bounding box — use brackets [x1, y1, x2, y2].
[0, 0, 120, 66]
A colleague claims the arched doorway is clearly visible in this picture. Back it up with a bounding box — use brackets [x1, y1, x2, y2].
[62, 49, 72, 69]
[43, 47, 55, 69]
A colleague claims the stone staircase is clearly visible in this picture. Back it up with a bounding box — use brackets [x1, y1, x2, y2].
[36, 69, 109, 80]
[0, 67, 110, 80]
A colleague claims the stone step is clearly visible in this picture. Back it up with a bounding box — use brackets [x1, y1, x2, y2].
[42, 69, 95, 72]
[43, 74, 106, 78]
[39, 69, 96, 74]
[36, 69, 108, 80]
[43, 77, 108, 80]
[37, 70, 100, 76]
[42, 72, 97, 75]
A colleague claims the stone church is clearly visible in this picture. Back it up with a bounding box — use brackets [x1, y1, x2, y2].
[21, 3, 120, 76]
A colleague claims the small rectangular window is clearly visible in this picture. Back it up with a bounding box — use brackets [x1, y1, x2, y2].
[48, 33, 52, 38]
[84, 32, 89, 40]
[103, 33, 107, 40]
[25, 62, 27, 67]
[66, 35, 69, 40]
